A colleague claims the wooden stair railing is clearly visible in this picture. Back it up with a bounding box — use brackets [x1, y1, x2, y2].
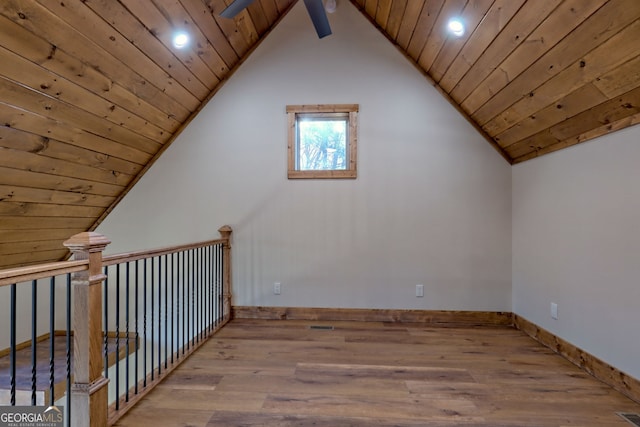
[0, 226, 233, 427]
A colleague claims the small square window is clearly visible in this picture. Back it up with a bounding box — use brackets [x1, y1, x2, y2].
[287, 104, 358, 179]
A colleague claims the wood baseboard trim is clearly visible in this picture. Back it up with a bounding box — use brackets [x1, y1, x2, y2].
[514, 314, 640, 404]
[232, 306, 513, 326]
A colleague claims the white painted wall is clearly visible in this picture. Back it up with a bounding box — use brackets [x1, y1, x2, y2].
[0, 279, 63, 352]
[97, 1, 512, 311]
[513, 125, 640, 379]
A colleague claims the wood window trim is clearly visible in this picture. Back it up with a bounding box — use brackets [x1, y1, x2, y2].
[287, 104, 359, 179]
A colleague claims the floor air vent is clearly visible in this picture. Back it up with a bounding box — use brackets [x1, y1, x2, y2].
[618, 413, 640, 426]
[309, 325, 334, 330]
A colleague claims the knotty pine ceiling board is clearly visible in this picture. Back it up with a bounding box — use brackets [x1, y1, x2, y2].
[0, 0, 296, 269]
[1, 0, 639, 269]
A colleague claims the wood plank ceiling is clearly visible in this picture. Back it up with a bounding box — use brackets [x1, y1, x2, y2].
[1, 0, 639, 270]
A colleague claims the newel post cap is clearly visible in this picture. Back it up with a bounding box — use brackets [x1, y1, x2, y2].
[63, 232, 111, 253]
[218, 225, 233, 240]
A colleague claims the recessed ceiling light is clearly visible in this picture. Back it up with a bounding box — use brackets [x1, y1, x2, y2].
[447, 18, 465, 37]
[172, 32, 189, 49]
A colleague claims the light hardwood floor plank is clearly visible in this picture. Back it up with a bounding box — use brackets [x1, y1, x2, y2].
[114, 319, 640, 427]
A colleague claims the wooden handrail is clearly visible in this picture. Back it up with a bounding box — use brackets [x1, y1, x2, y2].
[1, 226, 233, 426]
[0, 237, 228, 287]
[0, 260, 88, 288]
[102, 238, 226, 266]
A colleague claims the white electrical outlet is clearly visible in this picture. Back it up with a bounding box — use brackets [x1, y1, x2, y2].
[274, 282, 281, 295]
[416, 284, 424, 297]
[550, 302, 558, 319]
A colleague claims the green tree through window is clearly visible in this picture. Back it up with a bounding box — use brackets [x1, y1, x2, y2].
[287, 104, 358, 179]
[298, 118, 347, 171]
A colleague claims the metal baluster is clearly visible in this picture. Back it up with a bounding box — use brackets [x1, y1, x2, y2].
[125, 261, 131, 402]
[143, 258, 147, 387]
[219, 243, 223, 326]
[204, 246, 208, 335]
[176, 251, 181, 360]
[115, 263, 120, 410]
[189, 249, 196, 347]
[49, 276, 55, 406]
[191, 249, 195, 348]
[182, 250, 186, 355]
[207, 246, 212, 335]
[215, 245, 219, 325]
[10, 283, 17, 406]
[211, 245, 218, 331]
[207, 246, 210, 332]
[31, 279, 37, 406]
[213, 246, 217, 328]
[186, 250, 190, 351]
[171, 252, 175, 364]
[151, 257, 155, 381]
[211, 245, 218, 330]
[66, 274, 71, 427]
[104, 266, 109, 379]
[216, 245, 220, 327]
[158, 256, 162, 375]
[135, 259, 139, 394]
[197, 248, 201, 343]
[177, 252, 181, 357]
[215, 245, 219, 328]
[204, 247, 207, 335]
[199, 248, 201, 337]
[213, 245, 217, 327]
[184, 250, 188, 351]
[215, 244, 220, 327]
[164, 254, 168, 369]
[216, 245, 220, 325]
[201, 247, 204, 340]
[194, 248, 198, 343]
[214, 245, 218, 327]
[201, 247, 204, 338]
[199, 247, 203, 337]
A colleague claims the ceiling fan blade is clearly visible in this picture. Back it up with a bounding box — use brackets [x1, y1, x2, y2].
[303, 0, 332, 39]
[220, 0, 255, 19]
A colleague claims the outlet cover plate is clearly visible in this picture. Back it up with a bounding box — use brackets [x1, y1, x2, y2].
[416, 284, 424, 297]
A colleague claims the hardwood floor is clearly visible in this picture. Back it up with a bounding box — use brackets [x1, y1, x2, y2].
[114, 319, 640, 426]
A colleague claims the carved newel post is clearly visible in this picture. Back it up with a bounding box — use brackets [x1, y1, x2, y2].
[64, 232, 111, 427]
[218, 226, 233, 322]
